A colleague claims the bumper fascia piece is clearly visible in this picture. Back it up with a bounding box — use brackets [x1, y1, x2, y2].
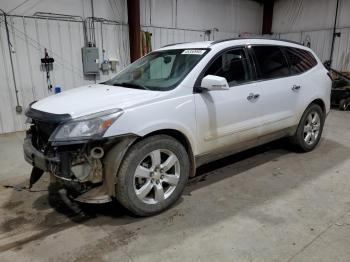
[23, 136, 59, 171]
[23, 133, 138, 203]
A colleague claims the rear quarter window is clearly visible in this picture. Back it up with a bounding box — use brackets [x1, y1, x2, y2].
[251, 46, 290, 80]
[283, 47, 318, 75]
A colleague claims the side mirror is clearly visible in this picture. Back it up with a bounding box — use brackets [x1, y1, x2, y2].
[200, 75, 229, 91]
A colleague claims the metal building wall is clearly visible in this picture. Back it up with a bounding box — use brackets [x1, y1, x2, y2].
[0, 0, 264, 134]
[141, 26, 207, 50]
[0, 20, 253, 135]
[276, 30, 333, 63]
[276, 29, 350, 72]
[140, 0, 263, 35]
[0, 15, 129, 134]
[333, 28, 350, 71]
[272, 0, 350, 71]
[140, 26, 243, 50]
[0, 19, 235, 135]
[140, 0, 263, 47]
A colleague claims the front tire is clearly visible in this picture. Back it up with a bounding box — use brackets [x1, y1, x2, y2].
[115, 135, 190, 216]
[291, 103, 325, 152]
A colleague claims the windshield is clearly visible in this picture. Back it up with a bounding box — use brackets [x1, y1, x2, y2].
[104, 49, 209, 91]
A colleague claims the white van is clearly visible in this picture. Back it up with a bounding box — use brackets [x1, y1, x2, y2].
[24, 38, 331, 216]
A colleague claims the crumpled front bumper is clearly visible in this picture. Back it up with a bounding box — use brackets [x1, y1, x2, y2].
[23, 134, 138, 204]
[23, 136, 112, 203]
[23, 136, 59, 171]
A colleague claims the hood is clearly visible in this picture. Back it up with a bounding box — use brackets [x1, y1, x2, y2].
[31, 84, 163, 118]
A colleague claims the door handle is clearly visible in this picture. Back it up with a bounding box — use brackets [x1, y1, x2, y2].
[292, 85, 301, 91]
[247, 93, 260, 101]
[247, 93, 254, 101]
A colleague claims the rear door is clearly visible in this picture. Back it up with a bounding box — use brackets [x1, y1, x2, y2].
[249, 45, 298, 135]
[282, 46, 319, 117]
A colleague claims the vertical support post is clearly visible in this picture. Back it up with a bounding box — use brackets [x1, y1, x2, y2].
[127, 0, 141, 62]
[0, 9, 21, 112]
[329, 0, 340, 67]
[262, 0, 274, 35]
[91, 0, 94, 18]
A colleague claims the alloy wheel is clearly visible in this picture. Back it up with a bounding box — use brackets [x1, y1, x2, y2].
[133, 149, 180, 204]
[303, 111, 321, 145]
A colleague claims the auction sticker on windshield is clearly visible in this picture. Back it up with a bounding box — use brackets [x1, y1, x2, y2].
[182, 49, 206, 55]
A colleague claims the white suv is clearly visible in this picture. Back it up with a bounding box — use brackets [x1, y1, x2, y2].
[24, 38, 331, 216]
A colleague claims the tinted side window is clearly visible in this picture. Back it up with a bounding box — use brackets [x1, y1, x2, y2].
[204, 48, 251, 86]
[283, 47, 317, 75]
[252, 46, 289, 79]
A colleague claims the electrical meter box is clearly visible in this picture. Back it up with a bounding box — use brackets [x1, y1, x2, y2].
[82, 47, 99, 74]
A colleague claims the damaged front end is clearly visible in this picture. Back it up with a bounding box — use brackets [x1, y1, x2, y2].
[23, 107, 135, 204]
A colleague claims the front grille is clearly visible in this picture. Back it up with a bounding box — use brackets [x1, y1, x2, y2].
[31, 120, 58, 151]
[25, 107, 72, 152]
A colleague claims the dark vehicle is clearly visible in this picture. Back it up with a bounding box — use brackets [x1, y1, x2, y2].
[331, 69, 350, 111]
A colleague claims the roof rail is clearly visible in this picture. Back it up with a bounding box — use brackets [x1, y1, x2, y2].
[210, 37, 304, 47]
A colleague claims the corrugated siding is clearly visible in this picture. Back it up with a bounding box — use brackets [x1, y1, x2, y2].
[0, 15, 129, 134]
[279, 30, 332, 63]
[212, 31, 239, 41]
[0, 18, 248, 134]
[333, 28, 350, 71]
[271, 0, 350, 71]
[0, 21, 17, 133]
[140, 26, 249, 49]
[275, 28, 350, 71]
[141, 26, 207, 49]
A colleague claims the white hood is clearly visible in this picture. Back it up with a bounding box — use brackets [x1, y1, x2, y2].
[31, 84, 164, 118]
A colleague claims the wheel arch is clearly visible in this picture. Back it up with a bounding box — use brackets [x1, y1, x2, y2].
[104, 129, 197, 197]
[291, 98, 327, 138]
[310, 98, 326, 115]
[141, 129, 196, 178]
[291, 98, 326, 152]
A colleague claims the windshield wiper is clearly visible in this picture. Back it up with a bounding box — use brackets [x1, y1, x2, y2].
[113, 82, 149, 90]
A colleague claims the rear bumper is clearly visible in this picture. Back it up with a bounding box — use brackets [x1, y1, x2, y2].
[23, 136, 59, 171]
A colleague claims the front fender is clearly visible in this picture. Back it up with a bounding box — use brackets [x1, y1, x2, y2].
[103, 135, 138, 196]
[103, 95, 198, 154]
[132, 121, 197, 154]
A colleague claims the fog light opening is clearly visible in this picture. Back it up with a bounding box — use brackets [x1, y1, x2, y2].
[90, 147, 104, 159]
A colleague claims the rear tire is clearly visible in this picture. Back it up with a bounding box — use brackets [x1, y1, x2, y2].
[115, 135, 190, 216]
[339, 99, 349, 111]
[291, 103, 325, 152]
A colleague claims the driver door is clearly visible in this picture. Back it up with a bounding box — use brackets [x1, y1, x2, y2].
[194, 47, 263, 156]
